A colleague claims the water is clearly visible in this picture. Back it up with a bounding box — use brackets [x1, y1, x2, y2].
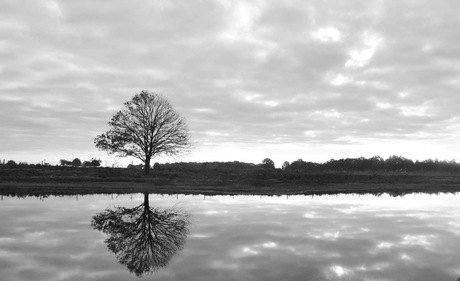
[1, 193, 460, 281]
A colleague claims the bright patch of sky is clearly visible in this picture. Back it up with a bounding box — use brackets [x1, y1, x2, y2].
[330, 74, 350, 86]
[346, 32, 383, 68]
[312, 27, 342, 42]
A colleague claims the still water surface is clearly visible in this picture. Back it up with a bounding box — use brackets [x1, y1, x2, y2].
[1, 193, 460, 281]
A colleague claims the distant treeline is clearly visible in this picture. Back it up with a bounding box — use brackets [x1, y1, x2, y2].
[2, 155, 460, 173]
[0, 158, 101, 168]
[282, 156, 460, 173]
[0, 159, 51, 167]
[153, 156, 460, 173]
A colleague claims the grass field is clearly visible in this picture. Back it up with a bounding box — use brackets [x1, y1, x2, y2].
[1, 165, 460, 196]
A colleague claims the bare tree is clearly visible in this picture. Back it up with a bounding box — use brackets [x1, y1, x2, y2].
[94, 91, 190, 174]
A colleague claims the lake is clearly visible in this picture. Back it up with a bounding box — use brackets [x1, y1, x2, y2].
[1, 192, 460, 281]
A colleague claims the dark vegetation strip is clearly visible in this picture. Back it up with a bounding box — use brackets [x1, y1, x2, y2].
[1, 164, 460, 197]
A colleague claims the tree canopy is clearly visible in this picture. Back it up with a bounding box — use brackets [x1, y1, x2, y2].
[261, 158, 275, 169]
[94, 91, 190, 174]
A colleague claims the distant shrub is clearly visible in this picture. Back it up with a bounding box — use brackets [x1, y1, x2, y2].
[60, 159, 73, 166]
[72, 158, 82, 167]
[261, 158, 275, 169]
[82, 159, 102, 168]
[6, 160, 17, 166]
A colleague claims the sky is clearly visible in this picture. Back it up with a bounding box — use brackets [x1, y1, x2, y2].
[1, 0, 460, 167]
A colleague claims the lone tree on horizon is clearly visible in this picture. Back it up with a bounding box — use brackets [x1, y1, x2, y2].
[94, 91, 190, 174]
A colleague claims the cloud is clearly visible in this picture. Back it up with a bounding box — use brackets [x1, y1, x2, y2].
[312, 26, 342, 43]
[1, 0, 460, 164]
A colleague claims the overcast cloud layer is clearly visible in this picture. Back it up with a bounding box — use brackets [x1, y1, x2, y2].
[1, 0, 459, 166]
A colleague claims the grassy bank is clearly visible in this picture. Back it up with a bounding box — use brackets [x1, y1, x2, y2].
[1, 165, 460, 196]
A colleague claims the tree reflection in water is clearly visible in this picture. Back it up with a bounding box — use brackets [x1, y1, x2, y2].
[91, 193, 191, 277]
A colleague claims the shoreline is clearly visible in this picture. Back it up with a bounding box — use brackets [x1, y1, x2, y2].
[1, 181, 460, 197]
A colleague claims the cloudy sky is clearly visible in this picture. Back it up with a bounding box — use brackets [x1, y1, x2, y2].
[1, 0, 460, 167]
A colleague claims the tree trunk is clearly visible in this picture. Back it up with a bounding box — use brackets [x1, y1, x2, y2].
[144, 157, 151, 175]
[144, 193, 149, 209]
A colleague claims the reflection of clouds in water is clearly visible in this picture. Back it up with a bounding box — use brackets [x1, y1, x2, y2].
[401, 234, 434, 246]
[330, 265, 346, 277]
[241, 247, 259, 256]
[1, 194, 460, 281]
[202, 210, 229, 215]
[312, 231, 340, 240]
[400, 253, 412, 261]
[232, 241, 279, 258]
[376, 242, 393, 249]
[210, 260, 239, 270]
[183, 194, 460, 281]
[189, 233, 214, 239]
[0, 196, 116, 281]
[262, 242, 277, 248]
[303, 211, 316, 218]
